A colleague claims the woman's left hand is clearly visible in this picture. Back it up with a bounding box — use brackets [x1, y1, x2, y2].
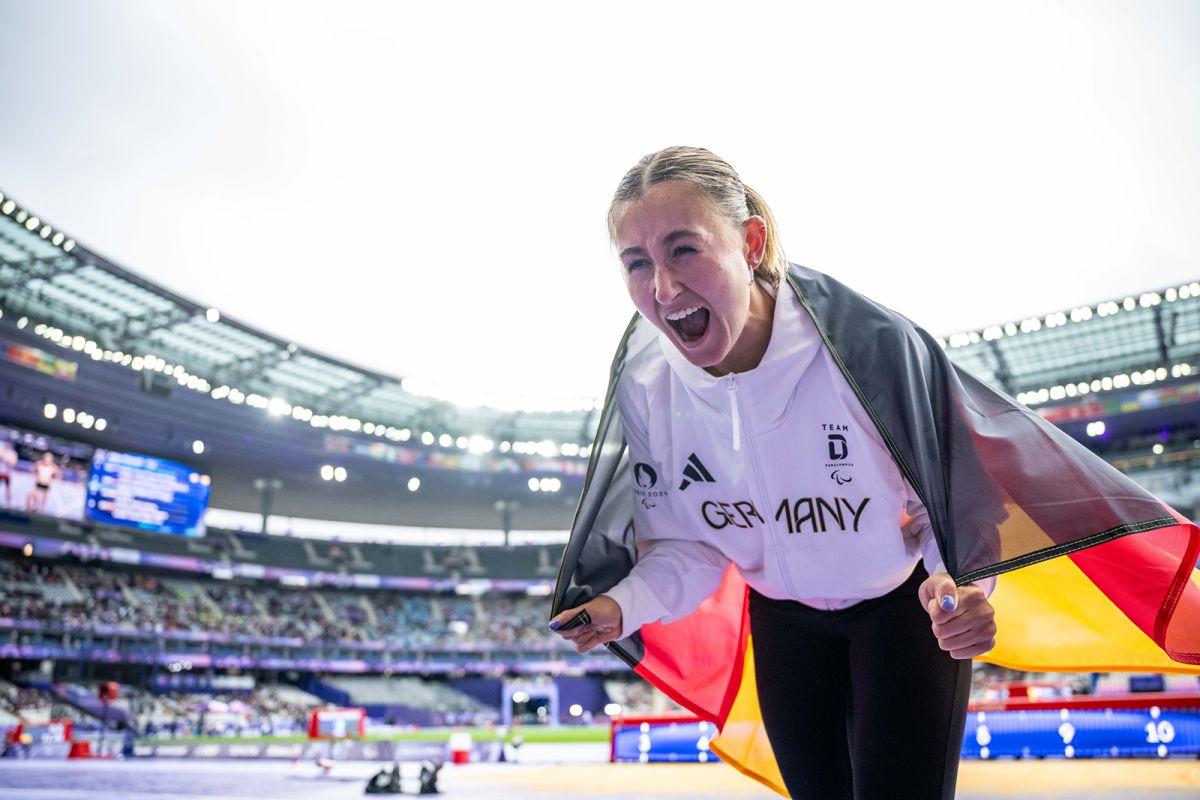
[918, 571, 997, 660]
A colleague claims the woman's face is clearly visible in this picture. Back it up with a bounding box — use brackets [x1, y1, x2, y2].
[614, 181, 764, 371]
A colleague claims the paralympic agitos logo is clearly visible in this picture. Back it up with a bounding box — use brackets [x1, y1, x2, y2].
[633, 462, 668, 509]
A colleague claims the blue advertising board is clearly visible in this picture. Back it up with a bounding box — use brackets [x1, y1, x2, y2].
[612, 719, 720, 763]
[962, 706, 1200, 759]
[85, 449, 210, 537]
[614, 706, 1200, 763]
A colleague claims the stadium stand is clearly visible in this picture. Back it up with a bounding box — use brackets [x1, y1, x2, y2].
[1, 556, 576, 654]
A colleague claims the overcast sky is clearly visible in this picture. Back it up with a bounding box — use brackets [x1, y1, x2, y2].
[1, 1, 1197, 408]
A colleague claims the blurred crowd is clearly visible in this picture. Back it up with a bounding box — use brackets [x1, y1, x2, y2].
[0, 558, 564, 650]
[0, 679, 317, 738]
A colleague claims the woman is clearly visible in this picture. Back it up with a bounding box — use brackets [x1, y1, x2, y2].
[550, 147, 994, 798]
[25, 451, 61, 514]
[550, 147, 1200, 799]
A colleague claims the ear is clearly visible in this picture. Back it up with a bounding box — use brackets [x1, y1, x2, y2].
[743, 215, 767, 268]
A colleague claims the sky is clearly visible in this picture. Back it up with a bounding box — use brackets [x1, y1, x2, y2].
[1, 1, 1198, 409]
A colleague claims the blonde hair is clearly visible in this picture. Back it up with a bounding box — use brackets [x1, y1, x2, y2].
[607, 146, 786, 286]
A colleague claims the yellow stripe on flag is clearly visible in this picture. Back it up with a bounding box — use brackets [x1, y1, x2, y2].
[985, 557, 1200, 674]
[709, 635, 788, 797]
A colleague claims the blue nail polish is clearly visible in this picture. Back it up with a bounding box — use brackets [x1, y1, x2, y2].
[940, 595, 957, 612]
[547, 619, 561, 631]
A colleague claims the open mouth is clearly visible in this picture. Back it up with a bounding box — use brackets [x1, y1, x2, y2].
[665, 305, 710, 344]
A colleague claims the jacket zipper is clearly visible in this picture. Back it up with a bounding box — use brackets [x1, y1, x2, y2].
[726, 374, 799, 599]
[727, 380, 741, 451]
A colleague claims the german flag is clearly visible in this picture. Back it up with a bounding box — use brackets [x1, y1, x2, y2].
[552, 264, 1200, 796]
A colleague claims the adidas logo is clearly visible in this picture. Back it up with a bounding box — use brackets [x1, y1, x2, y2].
[678, 453, 715, 491]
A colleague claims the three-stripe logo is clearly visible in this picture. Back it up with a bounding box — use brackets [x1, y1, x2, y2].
[678, 453, 715, 491]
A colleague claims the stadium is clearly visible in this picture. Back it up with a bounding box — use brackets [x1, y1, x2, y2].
[3, 3, 1200, 800]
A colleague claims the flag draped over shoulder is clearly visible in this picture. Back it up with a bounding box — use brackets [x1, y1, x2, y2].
[552, 263, 1200, 797]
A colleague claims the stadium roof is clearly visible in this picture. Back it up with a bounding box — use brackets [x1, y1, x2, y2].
[0, 190, 599, 457]
[1, 188, 1197, 449]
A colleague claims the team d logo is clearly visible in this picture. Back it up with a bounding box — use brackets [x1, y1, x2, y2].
[827, 433, 849, 461]
[633, 462, 658, 489]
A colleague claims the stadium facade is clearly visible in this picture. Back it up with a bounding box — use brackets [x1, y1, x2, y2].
[1, 188, 1199, 737]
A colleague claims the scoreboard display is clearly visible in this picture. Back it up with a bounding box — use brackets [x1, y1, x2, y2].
[85, 449, 211, 537]
[308, 707, 366, 740]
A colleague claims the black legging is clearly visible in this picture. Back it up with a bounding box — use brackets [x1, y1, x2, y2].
[749, 564, 972, 800]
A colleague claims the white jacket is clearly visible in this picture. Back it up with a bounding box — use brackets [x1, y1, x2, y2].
[604, 283, 994, 636]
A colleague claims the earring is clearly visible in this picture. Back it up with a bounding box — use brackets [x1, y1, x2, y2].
[748, 261, 758, 284]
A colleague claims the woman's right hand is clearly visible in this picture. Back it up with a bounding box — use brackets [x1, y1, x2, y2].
[548, 595, 624, 653]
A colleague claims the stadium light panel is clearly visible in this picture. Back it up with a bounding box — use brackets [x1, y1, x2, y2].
[528, 478, 540, 492]
[16, 317, 27, 329]
[62, 408, 75, 424]
[420, 432, 434, 446]
[1153, 444, 1165, 455]
[95, 419, 107, 432]
[569, 704, 583, 717]
[13, 210, 26, 223]
[320, 464, 334, 481]
[192, 440, 205, 455]
[63, 239, 75, 252]
[334, 467, 347, 482]
[0, 200, 11, 214]
[43, 403, 56, 419]
[438, 433, 452, 448]
[206, 308, 220, 323]
[407, 477, 420, 492]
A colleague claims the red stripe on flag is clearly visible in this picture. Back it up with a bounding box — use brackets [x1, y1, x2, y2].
[1068, 519, 1200, 665]
[632, 565, 750, 726]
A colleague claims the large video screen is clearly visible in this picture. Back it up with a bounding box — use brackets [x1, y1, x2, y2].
[85, 449, 211, 537]
[0, 423, 92, 520]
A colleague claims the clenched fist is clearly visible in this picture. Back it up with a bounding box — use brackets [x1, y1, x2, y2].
[919, 571, 997, 660]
